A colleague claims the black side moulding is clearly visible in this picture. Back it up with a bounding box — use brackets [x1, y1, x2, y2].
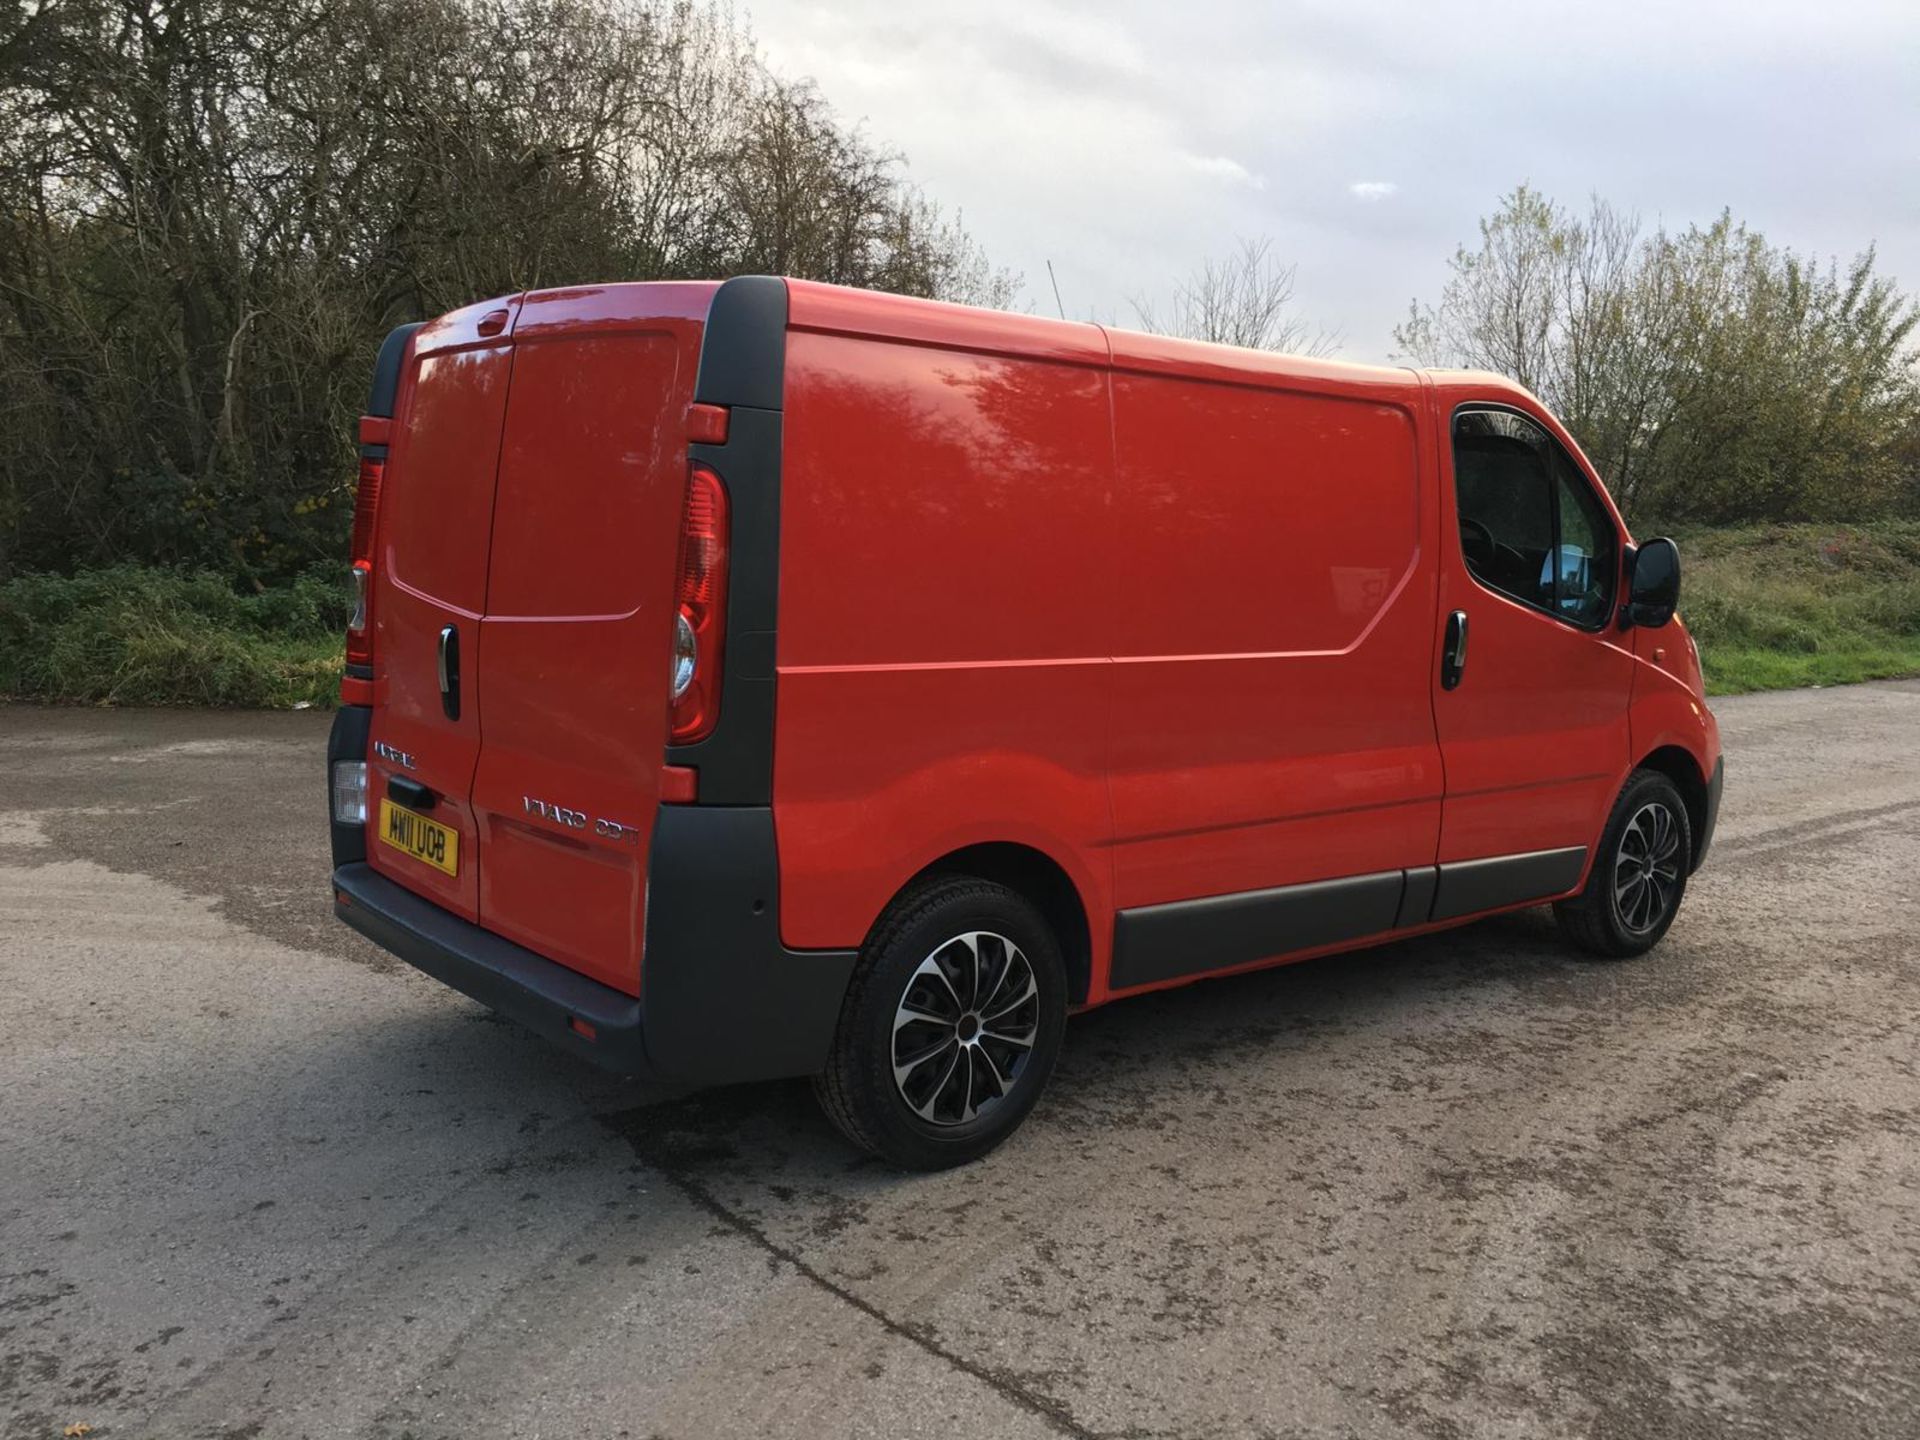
[1111, 870, 1405, 991]
[670, 405, 781, 803]
[344, 322, 422, 687]
[668, 276, 790, 805]
[693, 275, 787, 411]
[1395, 866, 1439, 930]
[1427, 847, 1586, 923]
[1108, 845, 1594, 992]
[368, 323, 422, 418]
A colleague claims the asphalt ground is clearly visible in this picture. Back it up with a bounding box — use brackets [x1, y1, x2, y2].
[2, 682, 1917, 1439]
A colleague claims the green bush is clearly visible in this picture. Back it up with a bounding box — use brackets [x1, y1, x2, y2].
[1674, 521, 1920, 693]
[0, 566, 348, 707]
[3, 527, 1917, 708]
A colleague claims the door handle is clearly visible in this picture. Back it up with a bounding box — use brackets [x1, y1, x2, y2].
[1441, 609, 1469, 691]
[437, 624, 461, 720]
[388, 775, 437, 811]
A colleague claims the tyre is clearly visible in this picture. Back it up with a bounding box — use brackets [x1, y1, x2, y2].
[1555, 768, 1693, 958]
[813, 876, 1068, 1170]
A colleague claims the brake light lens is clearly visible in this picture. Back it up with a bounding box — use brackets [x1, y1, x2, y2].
[669, 464, 730, 743]
[349, 454, 385, 563]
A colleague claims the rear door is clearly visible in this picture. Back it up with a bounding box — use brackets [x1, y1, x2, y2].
[365, 296, 520, 921]
[1430, 391, 1634, 909]
[468, 284, 715, 997]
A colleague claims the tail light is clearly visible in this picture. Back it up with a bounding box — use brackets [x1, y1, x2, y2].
[331, 760, 368, 824]
[669, 463, 730, 743]
[345, 446, 386, 672]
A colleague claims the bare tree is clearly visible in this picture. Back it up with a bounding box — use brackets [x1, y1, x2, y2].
[1396, 186, 1920, 521]
[0, 0, 1017, 582]
[1131, 237, 1338, 357]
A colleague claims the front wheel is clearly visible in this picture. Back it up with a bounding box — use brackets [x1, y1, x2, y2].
[1555, 769, 1693, 958]
[813, 877, 1067, 1169]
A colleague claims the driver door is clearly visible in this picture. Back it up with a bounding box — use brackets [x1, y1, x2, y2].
[1430, 392, 1635, 915]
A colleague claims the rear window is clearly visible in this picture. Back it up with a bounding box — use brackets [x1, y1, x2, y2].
[384, 347, 514, 610]
[486, 333, 684, 619]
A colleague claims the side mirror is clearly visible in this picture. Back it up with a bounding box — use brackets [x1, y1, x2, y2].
[1625, 537, 1680, 629]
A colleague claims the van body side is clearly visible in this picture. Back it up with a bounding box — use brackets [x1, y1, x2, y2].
[328, 276, 1723, 1152]
[770, 286, 1118, 1001]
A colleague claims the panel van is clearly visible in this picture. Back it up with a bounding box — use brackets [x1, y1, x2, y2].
[328, 277, 1724, 1168]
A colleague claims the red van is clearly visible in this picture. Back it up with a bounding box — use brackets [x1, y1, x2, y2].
[328, 277, 1723, 1168]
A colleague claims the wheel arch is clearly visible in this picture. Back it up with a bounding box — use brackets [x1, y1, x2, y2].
[904, 843, 1093, 1007]
[1635, 744, 1709, 865]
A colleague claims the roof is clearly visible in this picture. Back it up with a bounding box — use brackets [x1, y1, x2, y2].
[481, 279, 1529, 406]
[784, 278, 1424, 397]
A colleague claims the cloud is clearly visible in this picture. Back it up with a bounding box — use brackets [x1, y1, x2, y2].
[1188, 154, 1266, 190]
[744, 0, 1920, 362]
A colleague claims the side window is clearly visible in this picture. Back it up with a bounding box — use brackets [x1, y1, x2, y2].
[1550, 454, 1617, 626]
[1452, 411, 1554, 611]
[1452, 409, 1616, 628]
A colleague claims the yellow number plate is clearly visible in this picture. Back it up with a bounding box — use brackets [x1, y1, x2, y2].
[378, 798, 459, 877]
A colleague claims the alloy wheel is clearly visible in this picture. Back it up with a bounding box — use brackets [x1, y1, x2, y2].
[1614, 801, 1683, 934]
[891, 931, 1041, 1127]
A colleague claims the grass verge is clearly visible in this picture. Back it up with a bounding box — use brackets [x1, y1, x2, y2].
[0, 566, 348, 708]
[1675, 521, 1920, 695]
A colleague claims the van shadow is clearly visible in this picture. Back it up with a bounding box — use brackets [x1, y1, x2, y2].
[183, 903, 1648, 1321]
[587, 904, 1628, 1184]
[1060, 904, 1605, 1072]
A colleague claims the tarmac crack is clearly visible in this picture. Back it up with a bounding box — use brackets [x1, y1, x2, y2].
[610, 1128, 1102, 1440]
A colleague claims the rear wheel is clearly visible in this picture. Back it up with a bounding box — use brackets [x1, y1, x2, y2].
[1556, 768, 1693, 958]
[814, 877, 1067, 1169]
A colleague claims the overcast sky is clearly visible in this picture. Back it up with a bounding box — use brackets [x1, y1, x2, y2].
[747, 0, 1920, 363]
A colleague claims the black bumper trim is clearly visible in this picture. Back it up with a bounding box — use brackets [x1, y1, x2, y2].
[330, 806, 860, 1087]
[334, 862, 649, 1074]
[640, 805, 858, 1084]
[1693, 755, 1725, 873]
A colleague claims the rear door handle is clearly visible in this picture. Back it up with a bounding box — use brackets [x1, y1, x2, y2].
[1441, 609, 1469, 690]
[388, 775, 437, 811]
[437, 624, 461, 720]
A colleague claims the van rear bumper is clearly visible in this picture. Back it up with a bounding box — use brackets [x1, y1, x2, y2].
[331, 806, 858, 1086]
[335, 861, 648, 1072]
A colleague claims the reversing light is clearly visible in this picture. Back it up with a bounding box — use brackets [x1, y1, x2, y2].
[668, 464, 730, 743]
[670, 610, 696, 700]
[348, 559, 371, 633]
[331, 760, 368, 825]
